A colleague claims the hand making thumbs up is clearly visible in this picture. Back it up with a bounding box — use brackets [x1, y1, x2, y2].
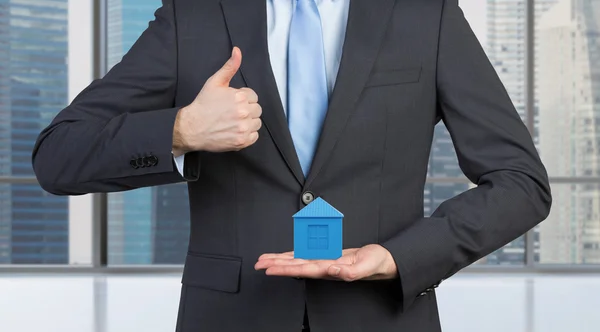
[172, 47, 263, 156]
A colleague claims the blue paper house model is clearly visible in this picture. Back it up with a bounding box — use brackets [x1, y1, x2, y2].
[293, 197, 343, 260]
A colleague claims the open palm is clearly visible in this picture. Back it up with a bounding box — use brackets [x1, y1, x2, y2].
[254, 244, 398, 281]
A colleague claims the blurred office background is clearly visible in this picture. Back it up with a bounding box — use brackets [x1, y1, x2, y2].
[0, 0, 599, 331]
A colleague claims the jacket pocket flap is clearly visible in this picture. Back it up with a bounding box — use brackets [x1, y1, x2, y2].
[182, 252, 242, 293]
[366, 67, 422, 87]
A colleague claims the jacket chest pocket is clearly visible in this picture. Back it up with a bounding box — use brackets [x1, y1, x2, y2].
[365, 66, 422, 88]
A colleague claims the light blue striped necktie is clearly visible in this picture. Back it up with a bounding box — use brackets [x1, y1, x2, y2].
[287, 0, 329, 177]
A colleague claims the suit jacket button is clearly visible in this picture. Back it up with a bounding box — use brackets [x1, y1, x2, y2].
[302, 192, 315, 205]
[136, 157, 145, 168]
[130, 159, 139, 169]
[147, 155, 158, 166]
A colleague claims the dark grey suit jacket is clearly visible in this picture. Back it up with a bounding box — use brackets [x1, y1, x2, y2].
[32, 0, 552, 331]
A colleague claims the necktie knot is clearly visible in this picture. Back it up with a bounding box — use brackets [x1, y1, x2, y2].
[295, 0, 318, 9]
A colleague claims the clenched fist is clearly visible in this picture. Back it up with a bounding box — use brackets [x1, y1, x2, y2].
[172, 47, 262, 156]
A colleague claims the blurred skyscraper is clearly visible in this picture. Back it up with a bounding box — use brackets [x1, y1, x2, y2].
[538, 0, 600, 263]
[0, 0, 69, 264]
[107, 0, 189, 265]
[0, 0, 9, 263]
[487, 0, 558, 138]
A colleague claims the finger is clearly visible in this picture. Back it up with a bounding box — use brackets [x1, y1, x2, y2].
[255, 258, 308, 270]
[257, 258, 308, 267]
[249, 103, 262, 118]
[258, 250, 355, 263]
[342, 248, 360, 255]
[239, 87, 258, 104]
[246, 131, 259, 146]
[258, 252, 295, 261]
[266, 263, 327, 278]
[206, 47, 242, 87]
[249, 118, 262, 132]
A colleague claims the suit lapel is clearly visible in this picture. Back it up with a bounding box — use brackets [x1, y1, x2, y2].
[221, 0, 305, 186]
[305, 0, 396, 187]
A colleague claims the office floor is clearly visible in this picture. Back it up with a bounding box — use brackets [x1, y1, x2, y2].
[0, 273, 599, 332]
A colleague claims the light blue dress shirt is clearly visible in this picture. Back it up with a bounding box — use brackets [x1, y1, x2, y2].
[174, 0, 350, 175]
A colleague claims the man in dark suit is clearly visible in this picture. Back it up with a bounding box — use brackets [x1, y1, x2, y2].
[32, 0, 552, 331]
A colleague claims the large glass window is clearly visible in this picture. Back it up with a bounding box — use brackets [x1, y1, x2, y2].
[0, 0, 594, 271]
[106, 0, 189, 265]
[108, 183, 189, 265]
[535, 0, 600, 265]
[0, 0, 71, 264]
[537, 183, 600, 264]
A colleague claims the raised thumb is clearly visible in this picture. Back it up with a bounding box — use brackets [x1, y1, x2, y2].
[206, 46, 242, 87]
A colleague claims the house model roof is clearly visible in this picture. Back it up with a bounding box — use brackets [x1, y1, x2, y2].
[293, 197, 344, 218]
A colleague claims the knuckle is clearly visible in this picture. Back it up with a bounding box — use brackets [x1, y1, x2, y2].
[234, 136, 247, 147]
[242, 87, 256, 95]
[237, 124, 248, 133]
[235, 90, 247, 102]
[236, 107, 249, 119]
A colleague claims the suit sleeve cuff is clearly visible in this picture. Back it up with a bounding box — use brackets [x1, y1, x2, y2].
[380, 217, 450, 311]
[173, 153, 185, 176]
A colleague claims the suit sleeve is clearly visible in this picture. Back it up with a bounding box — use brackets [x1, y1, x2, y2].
[32, 0, 200, 196]
[381, 0, 552, 311]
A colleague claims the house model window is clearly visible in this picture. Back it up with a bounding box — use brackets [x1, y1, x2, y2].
[293, 197, 343, 260]
[307, 225, 329, 250]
